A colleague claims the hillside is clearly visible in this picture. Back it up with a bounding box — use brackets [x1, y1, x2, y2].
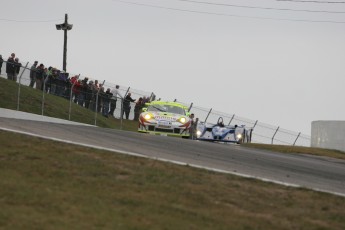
[0, 77, 138, 131]
[1, 130, 345, 230]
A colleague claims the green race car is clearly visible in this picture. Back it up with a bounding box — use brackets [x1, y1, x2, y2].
[138, 101, 192, 138]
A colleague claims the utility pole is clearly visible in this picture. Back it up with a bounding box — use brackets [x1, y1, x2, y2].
[56, 14, 73, 71]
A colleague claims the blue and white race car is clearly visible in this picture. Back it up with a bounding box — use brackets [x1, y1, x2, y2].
[196, 117, 252, 144]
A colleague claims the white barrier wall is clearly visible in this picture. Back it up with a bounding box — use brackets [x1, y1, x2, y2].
[311, 121, 345, 152]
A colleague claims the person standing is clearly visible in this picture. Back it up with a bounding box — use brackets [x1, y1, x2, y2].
[69, 75, 79, 102]
[101, 88, 112, 118]
[142, 96, 151, 104]
[78, 78, 89, 106]
[44, 67, 53, 93]
[109, 85, 123, 117]
[0, 55, 3, 74]
[89, 81, 98, 111]
[35, 64, 44, 90]
[55, 70, 68, 97]
[29, 61, 38, 87]
[13, 58, 22, 82]
[84, 81, 93, 109]
[189, 113, 198, 139]
[134, 97, 143, 121]
[6, 53, 15, 80]
[122, 92, 136, 120]
[50, 68, 58, 94]
[97, 86, 105, 114]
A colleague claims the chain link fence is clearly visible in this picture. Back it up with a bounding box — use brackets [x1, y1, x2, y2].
[0, 57, 310, 146]
[0, 59, 154, 127]
[174, 100, 311, 147]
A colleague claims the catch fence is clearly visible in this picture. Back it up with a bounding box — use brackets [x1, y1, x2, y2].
[0, 59, 154, 127]
[0, 58, 311, 146]
[174, 100, 311, 147]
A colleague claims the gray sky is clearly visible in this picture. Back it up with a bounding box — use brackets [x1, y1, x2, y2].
[1, 0, 345, 135]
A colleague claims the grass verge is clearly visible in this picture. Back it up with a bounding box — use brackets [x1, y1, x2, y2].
[0, 131, 345, 230]
[242, 143, 345, 160]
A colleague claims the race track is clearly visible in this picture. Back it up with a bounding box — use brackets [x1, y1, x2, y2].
[0, 117, 344, 197]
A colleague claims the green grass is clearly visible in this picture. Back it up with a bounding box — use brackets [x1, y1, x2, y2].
[0, 131, 345, 230]
[242, 143, 345, 160]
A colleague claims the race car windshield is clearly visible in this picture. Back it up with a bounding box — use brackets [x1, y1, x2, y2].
[150, 105, 166, 112]
[148, 105, 186, 115]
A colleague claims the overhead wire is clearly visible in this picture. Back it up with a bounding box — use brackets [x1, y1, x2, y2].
[172, 0, 345, 14]
[113, 0, 345, 24]
[0, 18, 63, 23]
[275, 0, 345, 3]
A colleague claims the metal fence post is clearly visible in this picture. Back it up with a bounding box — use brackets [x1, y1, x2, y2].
[120, 87, 130, 130]
[249, 120, 259, 141]
[68, 74, 79, 120]
[228, 114, 235, 125]
[17, 62, 29, 111]
[188, 102, 193, 112]
[293, 132, 301, 146]
[42, 80, 46, 116]
[150, 92, 155, 101]
[252, 120, 258, 130]
[94, 80, 106, 126]
[204, 108, 212, 122]
[271, 126, 280, 144]
[94, 92, 99, 126]
[249, 129, 253, 143]
[119, 98, 123, 129]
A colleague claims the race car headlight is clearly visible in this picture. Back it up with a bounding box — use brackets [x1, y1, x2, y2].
[196, 130, 202, 137]
[236, 133, 243, 139]
[144, 114, 152, 120]
[178, 117, 187, 124]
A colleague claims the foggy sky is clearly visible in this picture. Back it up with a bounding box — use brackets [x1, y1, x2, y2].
[1, 0, 345, 135]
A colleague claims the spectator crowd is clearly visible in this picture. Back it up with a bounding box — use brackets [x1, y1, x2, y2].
[0, 52, 153, 120]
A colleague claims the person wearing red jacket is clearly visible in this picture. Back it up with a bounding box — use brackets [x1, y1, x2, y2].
[72, 79, 81, 103]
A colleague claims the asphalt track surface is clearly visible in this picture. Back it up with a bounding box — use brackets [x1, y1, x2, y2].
[0, 116, 344, 197]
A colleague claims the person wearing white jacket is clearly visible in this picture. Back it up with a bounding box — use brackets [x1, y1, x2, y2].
[109, 85, 123, 117]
